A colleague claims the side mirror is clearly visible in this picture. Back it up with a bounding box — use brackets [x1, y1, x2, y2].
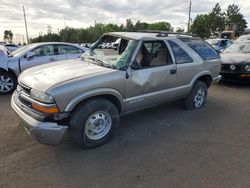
[26, 51, 35, 59]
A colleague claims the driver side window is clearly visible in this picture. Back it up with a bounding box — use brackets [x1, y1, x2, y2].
[32, 45, 54, 57]
[134, 41, 172, 69]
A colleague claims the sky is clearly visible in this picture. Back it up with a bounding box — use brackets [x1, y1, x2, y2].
[0, 0, 249, 43]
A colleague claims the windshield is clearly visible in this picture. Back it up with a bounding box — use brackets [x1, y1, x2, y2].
[11, 44, 36, 57]
[206, 39, 220, 46]
[82, 36, 138, 70]
[223, 42, 250, 53]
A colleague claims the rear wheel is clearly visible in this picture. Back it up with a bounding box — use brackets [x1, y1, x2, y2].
[69, 98, 119, 148]
[183, 81, 207, 110]
[0, 72, 17, 94]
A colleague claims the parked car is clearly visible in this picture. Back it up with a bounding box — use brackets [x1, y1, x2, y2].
[0, 42, 87, 94]
[11, 32, 221, 148]
[4, 44, 18, 52]
[236, 34, 250, 42]
[206, 38, 233, 52]
[220, 41, 250, 82]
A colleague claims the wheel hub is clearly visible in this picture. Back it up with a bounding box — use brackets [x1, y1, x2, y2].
[194, 89, 205, 108]
[0, 75, 14, 92]
[85, 111, 112, 140]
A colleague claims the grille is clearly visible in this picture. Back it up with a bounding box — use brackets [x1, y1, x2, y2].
[18, 83, 31, 96]
[221, 64, 243, 73]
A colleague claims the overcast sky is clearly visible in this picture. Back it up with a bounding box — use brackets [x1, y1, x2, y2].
[0, 0, 249, 43]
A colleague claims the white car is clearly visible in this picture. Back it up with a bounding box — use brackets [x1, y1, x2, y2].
[236, 34, 250, 42]
[0, 42, 88, 94]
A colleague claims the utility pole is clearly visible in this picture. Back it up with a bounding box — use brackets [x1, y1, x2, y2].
[23, 6, 29, 44]
[187, 0, 192, 33]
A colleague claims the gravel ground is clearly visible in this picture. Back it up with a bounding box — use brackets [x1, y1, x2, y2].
[0, 82, 250, 188]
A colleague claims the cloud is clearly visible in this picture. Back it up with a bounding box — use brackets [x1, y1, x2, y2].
[0, 0, 249, 41]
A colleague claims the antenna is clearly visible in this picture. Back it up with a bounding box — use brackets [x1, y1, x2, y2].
[23, 6, 29, 44]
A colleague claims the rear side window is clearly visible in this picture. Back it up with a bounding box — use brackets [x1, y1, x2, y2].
[168, 40, 193, 64]
[180, 38, 220, 60]
[57, 45, 83, 54]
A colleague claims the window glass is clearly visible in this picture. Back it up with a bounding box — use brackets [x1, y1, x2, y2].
[143, 43, 152, 53]
[32, 45, 54, 57]
[180, 38, 220, 60]
[135, 41, 172, 68]
[168, 40, 193, 64]
[58, 45, 82, 54]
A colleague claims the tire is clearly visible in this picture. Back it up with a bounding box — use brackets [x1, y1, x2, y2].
[183, 81, 208, 110]
[69, 98, 120, 148]
[0, 72, 17, 94]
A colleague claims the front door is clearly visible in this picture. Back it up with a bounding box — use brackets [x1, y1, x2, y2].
[125, 40, 177, 111]
[20, 45, 57, 72]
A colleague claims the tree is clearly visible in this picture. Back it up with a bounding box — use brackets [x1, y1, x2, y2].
[148, 22, 173, 31]
[134, 21, 149, 31]
[226, 4, 247, 34]
[208, 3, 225, 35]
[125, 19, 134, 31]
[30, 20, 173, 43]
[3, 30, 13, 43]
[191, 3, 225, 38]
[175, 27, 185, 33]
[191, 14, 210, 38]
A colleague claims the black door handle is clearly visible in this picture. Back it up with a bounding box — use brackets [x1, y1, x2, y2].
[170, 69, 177, 74]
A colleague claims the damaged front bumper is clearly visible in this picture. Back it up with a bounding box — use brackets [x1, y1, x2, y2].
[11, 93, 68, 145]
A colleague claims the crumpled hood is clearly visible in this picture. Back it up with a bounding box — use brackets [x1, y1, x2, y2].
[19, 59, 112, 92]
[221, 53, 250, 64]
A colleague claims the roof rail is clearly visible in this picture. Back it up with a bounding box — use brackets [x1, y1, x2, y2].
[137, 30, 198, 37]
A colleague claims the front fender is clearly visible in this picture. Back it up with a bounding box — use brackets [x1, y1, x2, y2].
[0, 56, 8, 71]
[64, 88, 125, 112]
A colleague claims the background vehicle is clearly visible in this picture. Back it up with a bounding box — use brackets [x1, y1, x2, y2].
[220, 41, 250, 82]
[12, 31, 221, 148]
[206, 38, 232, 52]
[4, 44, 18, 52]
[0, 42, 87, 94]
[236, 34, 250, 42]
[220, 23, 240, 40]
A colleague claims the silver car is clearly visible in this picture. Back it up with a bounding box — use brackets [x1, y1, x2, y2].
[0, 42, 87, 94]
[12, 32, 221, 148]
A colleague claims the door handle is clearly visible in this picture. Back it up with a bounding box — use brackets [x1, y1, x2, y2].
[170, 69, 177, 74]
[49, 58, 56, 61]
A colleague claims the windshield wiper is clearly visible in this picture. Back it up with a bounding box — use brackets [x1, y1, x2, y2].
[87, 57, 104, 66]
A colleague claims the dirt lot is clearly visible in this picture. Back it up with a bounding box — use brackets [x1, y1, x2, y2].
[0, 82, 250, 188]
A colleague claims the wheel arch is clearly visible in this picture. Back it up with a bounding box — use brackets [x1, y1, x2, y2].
[0, 68, 17, 79]
[64, 89, 125, 113]
[191, 71, 213, 88]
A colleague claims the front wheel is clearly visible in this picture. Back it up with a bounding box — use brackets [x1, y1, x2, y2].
[69, 98, 120, 148]
[183, 81, 208, 110]
[0, 72, 17, 94]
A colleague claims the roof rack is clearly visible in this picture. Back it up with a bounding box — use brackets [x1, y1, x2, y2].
[137, 30, 198, 37]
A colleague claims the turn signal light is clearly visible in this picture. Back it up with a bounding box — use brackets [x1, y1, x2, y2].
[240, 74, 250, 78]
[32, 103, 59, 114]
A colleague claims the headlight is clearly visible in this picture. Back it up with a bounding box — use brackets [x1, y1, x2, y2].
[230, 65, 236, 71]
[245, 65, 250, 72]
[30, 89, 54, 103]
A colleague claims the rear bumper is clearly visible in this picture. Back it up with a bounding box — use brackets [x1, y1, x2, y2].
[213, 75, 222, 83]
[11, 93, 68, 145]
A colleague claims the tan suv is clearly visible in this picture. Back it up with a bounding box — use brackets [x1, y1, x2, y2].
[11, 32, 221, 148]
